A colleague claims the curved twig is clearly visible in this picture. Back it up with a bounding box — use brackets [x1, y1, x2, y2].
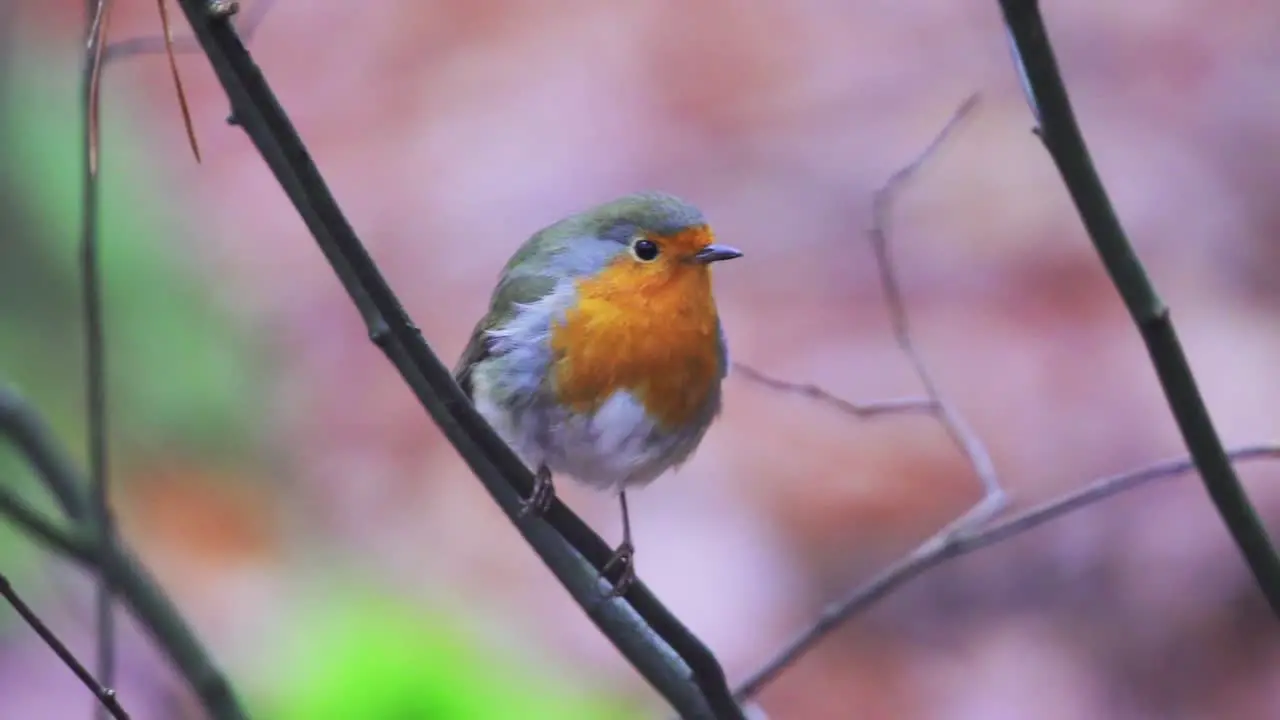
[734, 443, 1280, 699]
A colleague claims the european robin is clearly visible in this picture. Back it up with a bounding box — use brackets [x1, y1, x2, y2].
[454, 191, 741, 596]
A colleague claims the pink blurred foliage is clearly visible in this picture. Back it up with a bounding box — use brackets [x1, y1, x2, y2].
[12, 0, 1280, 717]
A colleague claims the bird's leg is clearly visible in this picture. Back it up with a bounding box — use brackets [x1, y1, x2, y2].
[601, 490, 636, 598]
[518, 464, 556, 518]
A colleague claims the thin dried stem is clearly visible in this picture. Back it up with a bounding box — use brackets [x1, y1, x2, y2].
[154, 0, 201, 161]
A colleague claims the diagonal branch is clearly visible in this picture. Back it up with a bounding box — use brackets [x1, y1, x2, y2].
[0, 487, 94, 563]
[165, 4, 742, 718]
[0, 571, 130, 719]
[0, 388, 248, 720]
[734, 443, 1280, 700]
[998, 0, 1280, 614]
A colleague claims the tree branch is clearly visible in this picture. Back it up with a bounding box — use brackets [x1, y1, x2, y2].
[0, 389, 249, 720]
[82, 2, 119, 711]
[732, 364, 936, 419]
[0, 571, 130, 719]
[998, 0, 1280, 615]
[0, 486, 94, 563]
[735, 443, 1280, 699]
[864, 93, 1008, 534]
[165, 4, 741, 717]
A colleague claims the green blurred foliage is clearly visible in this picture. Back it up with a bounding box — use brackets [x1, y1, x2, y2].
[0, 38, 263, 579]
[259, 590, 642, 720]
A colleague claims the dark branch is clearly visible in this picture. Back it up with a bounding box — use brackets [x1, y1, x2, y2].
[0, 572, 130, 719]
[0, 388, 248, 720]
[998, 0, 1280, 614]
[165, 4, 741, 717]
[0, 487, 94, 563]
[82, 0, 118, 713]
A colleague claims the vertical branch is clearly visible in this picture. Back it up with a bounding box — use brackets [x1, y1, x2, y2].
[998, 0, 1280, 615]
[82, 1, 117, 715]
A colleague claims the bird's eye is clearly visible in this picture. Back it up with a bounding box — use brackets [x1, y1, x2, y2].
[631, 238, 659, 262]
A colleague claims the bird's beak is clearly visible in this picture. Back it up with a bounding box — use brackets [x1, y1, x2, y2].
[693, 244, 744, 264]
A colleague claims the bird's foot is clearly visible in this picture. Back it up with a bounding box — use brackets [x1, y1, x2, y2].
[518, 467, 556, 518]
[600, 540, 636, 599]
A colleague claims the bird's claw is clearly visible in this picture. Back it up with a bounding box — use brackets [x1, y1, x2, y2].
[517, 470, 556, 518]
[600, 540, 636, 599]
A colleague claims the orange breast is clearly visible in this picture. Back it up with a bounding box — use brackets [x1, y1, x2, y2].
[549, 256, 722, 430]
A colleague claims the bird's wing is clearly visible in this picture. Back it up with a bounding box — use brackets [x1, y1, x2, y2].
[453, 272, 557, 399]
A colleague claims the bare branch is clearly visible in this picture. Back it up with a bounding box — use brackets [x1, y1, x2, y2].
[81, 1, 119, 713]
[739, 96, 998, 540]
[726, 94, 1004, 704]
[0, 393, 89, 520]
[999, 0, 1280, 613]
[863, 93, 1006, 532]
[734, 443, 1280, 700]
[733, 363, 936, 418]
[0, 572, 130, 719]
[0, 388, 249, 720]
[0, 487, 94, 563]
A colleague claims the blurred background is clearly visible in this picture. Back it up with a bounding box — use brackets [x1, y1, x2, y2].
[3, 1, 1280, 718]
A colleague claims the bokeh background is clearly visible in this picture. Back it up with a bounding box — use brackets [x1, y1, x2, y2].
[3, 1, 1280, 718]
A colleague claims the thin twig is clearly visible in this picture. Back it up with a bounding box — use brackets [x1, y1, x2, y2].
[865, 93, 1006, 534]
[0, 488, 94, 563]
[82, 2, 118, 716]
[732, 363, 936, 418]
[738, 98, 995, 537]
[734, 443, 1280, 699]
[999, 0, 1280, 616]
[728, 96, 998, 701]
[0, 573, 130, 720]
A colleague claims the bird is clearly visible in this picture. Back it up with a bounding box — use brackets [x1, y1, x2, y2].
[454, 191, 741, 597]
